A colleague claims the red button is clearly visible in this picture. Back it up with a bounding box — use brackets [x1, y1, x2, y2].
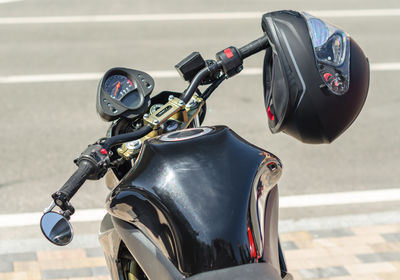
[100, 149, 108, 155]
[224, 48, 234, 59]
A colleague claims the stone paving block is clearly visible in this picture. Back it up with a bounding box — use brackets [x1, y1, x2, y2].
[91, 266, 109, 276]
[377, 272, 400, 280]
[324, 245, 374, 256]
[0, 271, 29, 280]
[314, 234, 386, 248]
[281, 241, 298, 251]
[42, 267, 93, 279]
[288, 270, 303, 280]
[285, 248, 329, 260]
[382, 232, 400, 243]
[39, 257, 106, 270]
[13, 261, 40, 272]
[391, 261, 400, 270]
[0, 252, 37, 262]
[37, 249, 86, 261]
[298, 266, 349, 279]
[285, 245, 374, 260]
[0, 262, 12, 273]
[0, 270, 42, 280]
[85, 247, 104, 258]
[351, 224, 400, 235]
[319, 275, 382, 280]
[287, 255, 361, 270]
[344, 262, 397, 274]
[309, 228, 354, 239]
[370, 242, 400, 252]
[357, 251, 400, 263]
[294, 239, 315, 249]
[280, 231, 313, 242]
[68, 276, 110, 280]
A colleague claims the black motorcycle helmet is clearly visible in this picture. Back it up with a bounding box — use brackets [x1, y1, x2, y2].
[262, 10, 369, 144]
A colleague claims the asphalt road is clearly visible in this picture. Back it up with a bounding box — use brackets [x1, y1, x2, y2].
[0, 0, 399, 224]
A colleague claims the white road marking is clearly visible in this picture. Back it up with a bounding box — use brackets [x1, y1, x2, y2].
[279, 210, 400, 233]
[370, 62, 400, 71]
[0, 9, 400, 25]
[0, 0, 21, 4]
[0, 63, 397, 84]
[0, 208, 107, 228]
[279, 188, 400, 208]
[1, 188, 400, 228]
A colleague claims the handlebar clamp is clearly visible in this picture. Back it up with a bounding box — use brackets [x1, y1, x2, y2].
[51, 191, 75, 213]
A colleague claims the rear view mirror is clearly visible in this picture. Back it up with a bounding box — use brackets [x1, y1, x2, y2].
[40, 211, 73, 246]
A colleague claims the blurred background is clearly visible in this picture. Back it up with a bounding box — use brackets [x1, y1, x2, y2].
[0, 0, 399, 279]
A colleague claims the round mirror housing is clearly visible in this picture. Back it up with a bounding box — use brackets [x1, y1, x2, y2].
[40, 212, 73, 246]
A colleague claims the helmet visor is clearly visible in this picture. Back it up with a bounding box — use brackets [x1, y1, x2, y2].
[303, 12, 350, 95]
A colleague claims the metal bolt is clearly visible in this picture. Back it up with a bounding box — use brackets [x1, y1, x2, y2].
[178, 100, 185, 106]
[168, 95, 174, 101]
[126, 140, 142, 150]
[154, 120, 159, 125]
[186, 99, 196, 109]
[143, 113, 149, 119]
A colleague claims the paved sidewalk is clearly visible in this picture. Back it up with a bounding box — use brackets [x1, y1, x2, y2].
[1, 224, 400, 280]
[281, 224, 400, 280]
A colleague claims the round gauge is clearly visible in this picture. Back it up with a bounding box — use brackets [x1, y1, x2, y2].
[97, 67, 155, 122]
[104, 74, 136, 101]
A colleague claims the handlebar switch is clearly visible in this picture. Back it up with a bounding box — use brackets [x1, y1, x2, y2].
[216, 47, 243, 77]
[74, 144, 110, 180]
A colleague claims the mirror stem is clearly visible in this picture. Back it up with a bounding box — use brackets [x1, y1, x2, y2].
[43, 201, 56, 213]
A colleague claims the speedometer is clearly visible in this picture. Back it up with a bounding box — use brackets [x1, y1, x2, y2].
[96, 68, 155, 121]
[104, 75, 136, 101]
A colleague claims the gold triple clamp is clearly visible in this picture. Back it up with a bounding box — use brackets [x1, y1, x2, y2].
[143, 96, 187, 128]
[117, 96, 204, 160]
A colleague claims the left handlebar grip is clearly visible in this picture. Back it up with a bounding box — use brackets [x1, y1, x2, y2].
[57, 160, 96, 201]
[238, 35, 269, 60]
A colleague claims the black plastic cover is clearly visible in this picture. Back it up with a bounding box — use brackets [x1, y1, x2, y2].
[175, 52, 206, 81]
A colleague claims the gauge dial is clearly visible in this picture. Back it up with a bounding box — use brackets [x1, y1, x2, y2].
[104, 74, 136, 101]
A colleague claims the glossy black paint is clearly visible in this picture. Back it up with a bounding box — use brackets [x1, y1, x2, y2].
[106, 126, 282, 276]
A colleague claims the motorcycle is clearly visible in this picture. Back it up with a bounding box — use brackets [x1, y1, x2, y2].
[40, 10, 369, 280]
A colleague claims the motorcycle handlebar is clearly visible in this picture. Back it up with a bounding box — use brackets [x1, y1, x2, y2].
[54, 160, 95, 202]
[239, 34, 269, 59]
[182, 34, 269, 103]
[51, 34, 270, 211]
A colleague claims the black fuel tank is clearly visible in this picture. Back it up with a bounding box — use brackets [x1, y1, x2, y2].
[106, 126, 281, 275]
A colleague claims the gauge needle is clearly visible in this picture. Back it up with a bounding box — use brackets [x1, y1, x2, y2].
[114, 82, 121, 97]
